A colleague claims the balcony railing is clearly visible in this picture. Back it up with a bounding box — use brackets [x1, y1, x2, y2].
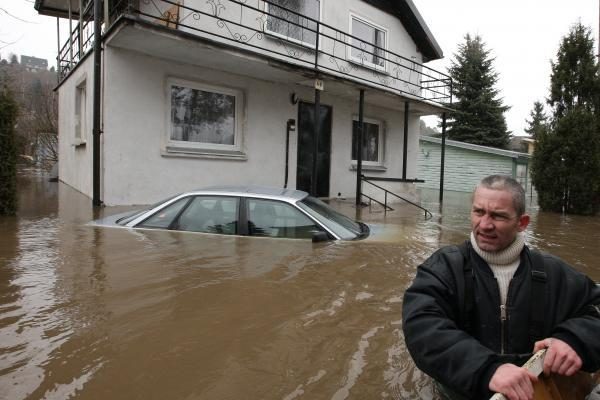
[58, 0, 452, 105]
[57, 1, 94, 79]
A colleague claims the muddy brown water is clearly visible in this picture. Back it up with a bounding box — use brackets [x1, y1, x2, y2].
[1, 170, 599, 400]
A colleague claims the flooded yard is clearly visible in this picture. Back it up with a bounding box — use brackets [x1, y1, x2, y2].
[1, 170, 599, 400]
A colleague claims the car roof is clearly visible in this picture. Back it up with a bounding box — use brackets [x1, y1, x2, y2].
[187, 185, 309, 203]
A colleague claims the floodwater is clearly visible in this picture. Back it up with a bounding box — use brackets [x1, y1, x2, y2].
[1, 170, 599, 400]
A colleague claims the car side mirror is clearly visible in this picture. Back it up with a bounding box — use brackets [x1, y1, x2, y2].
[312, 231, 330, 243]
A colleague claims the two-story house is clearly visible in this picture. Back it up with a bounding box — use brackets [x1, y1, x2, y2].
[35, 0, 451, 206]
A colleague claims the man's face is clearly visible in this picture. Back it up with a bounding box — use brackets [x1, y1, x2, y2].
[471, 187, 530, 252]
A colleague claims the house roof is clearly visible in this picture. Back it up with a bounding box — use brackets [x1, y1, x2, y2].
[420, 136, 531, 160]
[362, 0, 443, 62]
[35, 0, 444, 62]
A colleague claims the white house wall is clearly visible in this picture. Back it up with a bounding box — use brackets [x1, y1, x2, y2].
[57, 56, 95, 198]
[100, 47, 420, 205]
[138, 0, 424, 96]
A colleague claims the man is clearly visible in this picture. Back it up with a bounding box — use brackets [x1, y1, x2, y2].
[402, 175, 600, 400]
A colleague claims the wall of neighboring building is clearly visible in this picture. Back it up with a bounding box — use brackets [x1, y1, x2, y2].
[57, 55, 95, 198]
[99, 47, 419, 205]
[417, 139, 517, 193]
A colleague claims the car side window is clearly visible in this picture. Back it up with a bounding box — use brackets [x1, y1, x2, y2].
[175, 196, 238, 234]
[137, 197, 190, 229]
[247, 199, 324, 239]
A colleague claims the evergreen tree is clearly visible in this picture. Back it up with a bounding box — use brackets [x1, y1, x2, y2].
[524, 101, 548, 140]
[446, 34, 511, 148]
[531, 23, 600, 215]
[0, 85, 19, 215]
[548, 24, 599, 118]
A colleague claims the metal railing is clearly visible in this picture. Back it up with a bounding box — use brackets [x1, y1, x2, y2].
[361, 176, 433, 219]
[57, 2, 95, 80]
[57, 0, 452, 105]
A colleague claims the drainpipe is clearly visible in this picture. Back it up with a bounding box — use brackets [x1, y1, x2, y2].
[355, 89, 364, 205]
[92, 0, 102, 207]
[311, 84, 321, 197]
[402, 101, 409, 180]
[439, 112, 447, 204]
[284, 119, 295, 188]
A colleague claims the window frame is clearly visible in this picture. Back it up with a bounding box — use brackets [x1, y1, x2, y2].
[136, 196, 193, 229]
[351, 115, 385, 167]
[165, 77, 244, 156]
[347, 13, 388, 72]
[74, 78, 87, 146]
[174, 195, 240, 235]
[264, 0, 322, 49]
[244, 197, 329, 240]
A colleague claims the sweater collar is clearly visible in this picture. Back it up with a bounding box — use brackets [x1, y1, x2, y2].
[470, 231, 526, 265]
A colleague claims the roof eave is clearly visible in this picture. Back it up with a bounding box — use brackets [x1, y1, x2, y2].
[35, 0, 81, 19]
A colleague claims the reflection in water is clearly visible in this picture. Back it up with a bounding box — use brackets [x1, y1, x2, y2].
[0, 171, 599, 399]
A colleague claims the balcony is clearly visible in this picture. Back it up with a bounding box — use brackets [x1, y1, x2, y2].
[54, 0, 451, 108]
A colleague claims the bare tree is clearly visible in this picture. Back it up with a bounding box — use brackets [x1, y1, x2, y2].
[0, 61, 58, 169]
[18, 80, 58, 169]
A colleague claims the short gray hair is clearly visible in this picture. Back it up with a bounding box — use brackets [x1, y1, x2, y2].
[475, 175, 526, 216]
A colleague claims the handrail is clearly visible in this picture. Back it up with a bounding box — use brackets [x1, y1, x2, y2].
[361, 192, 393, 211]
[361, 175, 432, 219]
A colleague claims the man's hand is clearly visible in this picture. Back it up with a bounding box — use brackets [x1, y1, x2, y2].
[533, 338, 582, 376]
[489, 363, 538, 400]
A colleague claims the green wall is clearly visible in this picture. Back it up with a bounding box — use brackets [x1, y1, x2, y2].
[417, 139, 524, 192]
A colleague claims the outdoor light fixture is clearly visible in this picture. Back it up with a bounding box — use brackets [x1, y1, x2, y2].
[290, 93, 299, 105]
[287, 119, 296, 131]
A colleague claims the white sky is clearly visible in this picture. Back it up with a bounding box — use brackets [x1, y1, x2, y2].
[412, 0, 599, 134]
[1, 0, 599, 135]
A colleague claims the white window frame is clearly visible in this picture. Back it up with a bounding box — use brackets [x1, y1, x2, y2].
[264, 0, 322, 49]
[347, 13, 388, 72]
[165, 77, 244, 157]
[351, 116, 385, 167]
[74, 78, 87, 146]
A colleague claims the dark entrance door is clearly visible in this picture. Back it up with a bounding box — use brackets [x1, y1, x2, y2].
[296, 101, 332, 197]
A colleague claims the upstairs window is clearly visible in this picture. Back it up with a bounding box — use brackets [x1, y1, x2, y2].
[351, 117, 384, 166]
[167, 78, 243, 155]
[349, 14, 387, 70]
[265, 0, 320, 48]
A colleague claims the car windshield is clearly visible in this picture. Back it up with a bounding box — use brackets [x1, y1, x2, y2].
[297, 196, 366, 240]
[116, 194, 181, 226]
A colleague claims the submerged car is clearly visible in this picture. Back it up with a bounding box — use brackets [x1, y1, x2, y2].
[91, 186, 370, 241]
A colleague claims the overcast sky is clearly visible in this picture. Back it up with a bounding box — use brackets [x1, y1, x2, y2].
[1, 0, 599, 135]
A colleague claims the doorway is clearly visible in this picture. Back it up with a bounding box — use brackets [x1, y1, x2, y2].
[296, 101, 332, 197]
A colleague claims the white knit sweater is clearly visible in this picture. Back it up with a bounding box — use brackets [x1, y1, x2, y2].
[470, 232, 526, 305]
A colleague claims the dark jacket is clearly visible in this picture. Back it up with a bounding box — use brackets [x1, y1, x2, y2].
[402, 241, 600, 399]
